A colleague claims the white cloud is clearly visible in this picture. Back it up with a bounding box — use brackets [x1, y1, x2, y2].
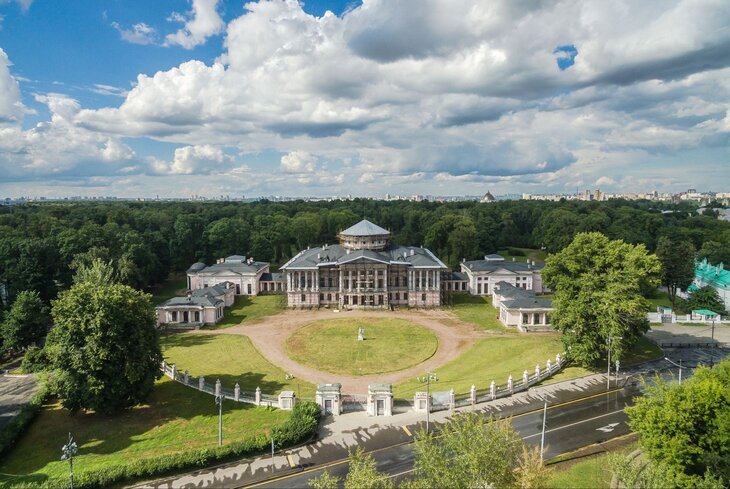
[0, 0, 33, 12]
[280, 151, 316, 173]
[0, 47, 24, 123]
[151, 144, 232, 175]
[112, 22, 157, 45]
[165, 0, 224, 49]
[595, 176, 616, 187]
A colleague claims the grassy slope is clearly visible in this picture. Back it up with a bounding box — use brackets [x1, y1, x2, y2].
[546, 453, 614, 489]
[0, 378, 289, 485]
[446, 295, 515, 333]
[394, 335, 565, 398]
[645, 289, 673, 310]
[497, 247, 548, 263]
[161, 333, 316, 397]
[212, 295, 285, 329]
[285, 318, 438, 376]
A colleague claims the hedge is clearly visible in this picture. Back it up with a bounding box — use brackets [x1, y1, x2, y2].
[2, 401, 321, 489]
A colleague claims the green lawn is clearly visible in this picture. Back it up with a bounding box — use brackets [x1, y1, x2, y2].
[645, 288, 673, 310]
[150, 273, 187, 305]
[211, 295, 285, 329]
[0, 377, 290, 487]
[285, 318, 438, 376]
[394, 335, 564, 398]
[161, 333, 315, 397]
[446, 295, 514, 333]
[546, 452, 614, 489]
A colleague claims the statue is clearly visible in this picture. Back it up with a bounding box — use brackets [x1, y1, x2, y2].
[358, 326, 364, 341]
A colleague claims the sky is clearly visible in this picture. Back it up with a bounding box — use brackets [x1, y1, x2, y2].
[1, 0, 729, 199]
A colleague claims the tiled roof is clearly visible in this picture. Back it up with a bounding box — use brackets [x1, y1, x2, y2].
[501, 297, 553, 310]
[281, 244, 447, 270]
[339, 219, 390, 236]
[493, 281, 534, 299]
[445, 271, 468, 281]
[260, 272, 285, 282]
[194, 260, 268, 275]
[695, 259, 729, 289]
[158, 295, 221, 308]
[463, 260, 543, 273]
[187, 262, 207, 272]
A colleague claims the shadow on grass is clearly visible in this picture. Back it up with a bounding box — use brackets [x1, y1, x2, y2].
[160, 332, 287, 393]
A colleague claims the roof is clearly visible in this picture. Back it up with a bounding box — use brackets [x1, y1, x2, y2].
[692, 309, 719, 316]
[339, 219, 390, 237]
[502, 297, 553, 310]
[260, 272, 285, 282]
[187, 262, 207, 272]
[191, 285, 229, 298]
[157, 295, 221, 308]
[281, 243, 447, 270]
[463, 259, 543, 273]
[493, 281, 534, 300]
[484, 254, 504, 261]
[192, 260, 269, 276]
[444, 271, 468, 281]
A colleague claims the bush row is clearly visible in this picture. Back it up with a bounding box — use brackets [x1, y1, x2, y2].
[5, 401, 321, 489]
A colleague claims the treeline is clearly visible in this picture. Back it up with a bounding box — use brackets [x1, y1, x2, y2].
[0, 198, 728, 307]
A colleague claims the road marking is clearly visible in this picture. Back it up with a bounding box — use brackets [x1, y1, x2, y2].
[596, 422, 621, 433]
[286, 455, 296, 468]
[522, 409, 625, 440]
[402, 425, 412, 437]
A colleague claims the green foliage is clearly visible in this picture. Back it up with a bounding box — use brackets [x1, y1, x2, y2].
[655, 236, 695, 306]
[345, 448, 395, 489]
[271, 401, 321, 449]
[45, 281, 162, 414]
[19, 346, 48, 373]
[71, 256, 118, 286]
[542, 232, 661, 367]
[626, 357, 730, 487]
[698, 239, 730, 265]
[608, 452, 679, 489]
[308, 470, 341, 489]
[1, 290, 49, 352]
[683, 286, 727, 315]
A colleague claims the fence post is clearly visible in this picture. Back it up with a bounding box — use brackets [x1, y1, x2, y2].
[171, 364, 177, 380]
[161, 359, 167, 373]
[215, 379, 221, 397]
[546, 359, 552, 373]
[535, 364, 541, 380]
[449, 389, 455, 411]
[256, 386, 262, 406]
[470, 384, 476, 406]
[490, 380, 496, 400]
[555, 353, 561, 367]
[184, 370, 189, 385]
[523, 370, 529, 386]
[199, 376, 205, 391]
[508, 375, 513, 395]
[234, 383, 241, 402]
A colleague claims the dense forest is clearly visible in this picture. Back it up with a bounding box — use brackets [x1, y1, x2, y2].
[1, 198, 729, 308]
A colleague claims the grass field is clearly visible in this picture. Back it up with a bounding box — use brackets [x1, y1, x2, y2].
[645, 288, 673, 310]
[0, 377, 290, 486]
[446, 295, 514, 333]
[212, 295, 285, 329]
[285, 318, 439, 376]
[161, 333, 315, 397]
[546, 452, 614, 489]
[393, 335, 564, 398]
[497, 247, 548, 263]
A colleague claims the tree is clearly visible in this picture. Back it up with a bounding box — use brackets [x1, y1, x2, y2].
[655, 236, 696, 306]
[45, 281, 162, 414]
[71, 256, 117, 286]
[684, 286, 727, 315]
[626, 357, 730, 487]
[1, 290, 49, 352]
[698, 240, 730, 265]
[308, 449, 393, 489]
[542, 232, 661, 367]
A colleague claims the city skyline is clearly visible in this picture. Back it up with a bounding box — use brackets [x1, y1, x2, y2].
[1, 0, 730, 198]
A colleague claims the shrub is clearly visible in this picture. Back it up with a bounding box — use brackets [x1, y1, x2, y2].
[20, 346, 48, 373]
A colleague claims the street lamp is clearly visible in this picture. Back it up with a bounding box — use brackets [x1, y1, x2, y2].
[664, 356, 686, 385]
[607, 334, 623, 391]
[215, 392, 224, 447]
[530, 389, 549, 461]
[615, 360, 620, 388]
[417, 372, 438, 433]
[61, 432, 78, 489]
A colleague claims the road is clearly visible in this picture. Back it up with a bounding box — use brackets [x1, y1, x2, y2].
[248, 386, 637, 488]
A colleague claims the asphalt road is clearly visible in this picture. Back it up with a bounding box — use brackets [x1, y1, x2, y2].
[248, 386, 638, 488]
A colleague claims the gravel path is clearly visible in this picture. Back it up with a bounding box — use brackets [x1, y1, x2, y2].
[191, 309, 495, 393]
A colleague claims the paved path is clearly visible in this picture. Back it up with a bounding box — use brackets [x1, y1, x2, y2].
[191, 309, 501, 393]
[0, 373, 38, 430]
[648, 322, 730, 346]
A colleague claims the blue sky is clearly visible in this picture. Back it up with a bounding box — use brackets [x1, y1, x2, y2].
[0, 0, 729, 198]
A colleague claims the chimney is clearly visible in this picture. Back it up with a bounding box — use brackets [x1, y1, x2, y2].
[410, 249, 415, 256]
[512, 257, 516, 262]
[187, 292, 192, 302]
[403, 251, 407, 259]
[317, 253, 321, 260]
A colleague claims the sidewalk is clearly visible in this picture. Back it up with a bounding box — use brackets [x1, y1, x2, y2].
[139, 371, 616, 489]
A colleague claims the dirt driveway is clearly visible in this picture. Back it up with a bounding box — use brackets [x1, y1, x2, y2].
[192, 309, 496, 393]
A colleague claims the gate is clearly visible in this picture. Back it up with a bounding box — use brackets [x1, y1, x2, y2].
[341, 394, 367, 413]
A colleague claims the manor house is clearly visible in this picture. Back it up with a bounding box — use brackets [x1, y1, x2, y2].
[280, 220, 447, 308]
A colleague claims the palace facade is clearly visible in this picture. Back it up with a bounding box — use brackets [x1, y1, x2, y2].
[280, 220, 447, 308]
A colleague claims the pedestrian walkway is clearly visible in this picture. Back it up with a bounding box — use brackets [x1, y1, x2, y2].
[0, 372, 38, 430]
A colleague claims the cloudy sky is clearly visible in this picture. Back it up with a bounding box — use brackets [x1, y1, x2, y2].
[1, 0, 729, 198]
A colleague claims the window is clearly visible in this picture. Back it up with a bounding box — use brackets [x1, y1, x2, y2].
[422, 293, 426, 302]
[236, 284, 240, 294]
[533, 313, 540, 324]
[247, 283, 252, 294]
[353, 295, 358, 305]
[404, 293, 408, 300]
[395, 292, 399, 301]
[379, 295, 383, 305]
[545, 313, 550, 324]
[344, 296, 349, 305]
[522, 313, 529, 324]
[301, 294, 306, 302]
[478, 284, 482, 294]
[171, 311, 177, 322]
[327, 293, 332, 301]
[320, 293, 324, 300]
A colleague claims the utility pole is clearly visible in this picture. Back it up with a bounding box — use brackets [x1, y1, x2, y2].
[607, 334, 623, 391]
[540, 393, 548, 461]
[215, 393, 224, 447]
[418, 372, 438, 433]
[61, 432, 78, 489]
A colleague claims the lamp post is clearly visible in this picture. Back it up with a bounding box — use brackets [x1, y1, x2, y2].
[664, 356, 685, 385]
[215, 392, 224, 447]
[417, 372, 438, 433]
[530, 389, 549, 461]
[61, 432, 78, 489]
[607, 334, 623, 391]
[615, 360, 620, 388]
